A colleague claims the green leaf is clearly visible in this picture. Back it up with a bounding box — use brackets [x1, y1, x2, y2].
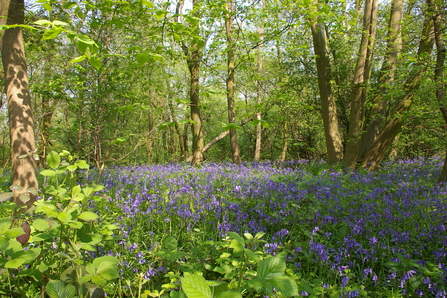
[0, 192, 14, 202]
[34, 19, 53, 26]
[215, 291, 242, 298]
[46, 280, 76, 298]
[4, 227, 25, 239]
[57, 212, 72, 223]
[40, 169, 56, 177]
[0, 218, 12, 234]
[27, 187, 38, 196]
[89, 55, 102, 70]
[165, 236, 178, 251]
[4, 257, 25, 269]
[9, 184, 22, 191]
[69, 55, 87, 63]
[75, 160, 89, 169]
[155, 10, 167, 20]
[257, 255, 286, 280]
[93, 256, 119, 281]
[42, 28, 63, 40]
[0, 236, 9, 251]
[181, 274, 212, 298]
[33, 218, 50, 231]
[78, 211, 99, 222]
[136, 52, 150, 64]
[47, 151, 61, 169]
[270, 276, 299, 296]
[19, 192, 30, 203]
[228, 232, 245, 255]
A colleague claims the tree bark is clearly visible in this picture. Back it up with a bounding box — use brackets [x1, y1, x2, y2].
[359, 0, 404, 159]
[361, 13, 435, 170]
[254, 0, 265, 162]
[2, 0, 38, 210]
[225, 0, 241, 164]
[344, 0, 378, 168]
[310, 22, 344, 164]
[430, 0, 447, 181]
[178, 0, 204, 165]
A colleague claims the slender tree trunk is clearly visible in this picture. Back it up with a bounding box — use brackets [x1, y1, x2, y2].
[310, 22, 344, 164]
[177, 0, 204, 165]
[225, 0, 241, 164]
[359, 0, 404, 159]
[361, 13, 435, 169]
[280, 122, 288, 162]
[2, 0, 38, 210]
[344, 0, 378, 168]
[430, 0, 447, 181]
[254, 0, 265, 162]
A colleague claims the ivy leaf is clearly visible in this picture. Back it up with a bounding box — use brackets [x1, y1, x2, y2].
[0, 192, 14, 202]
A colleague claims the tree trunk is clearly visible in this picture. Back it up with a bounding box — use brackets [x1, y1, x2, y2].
[177, 0, 204, 165]
[310, 22, 344, 164]
[361, 7, 435, 170]
[225, 0, 241, 164]
[430, 0, 447, 181]
[254, 0, 265, 162]
[344, 0, 378, 168]
[2, 0, 38, 210]
[359, 0, 404, 159]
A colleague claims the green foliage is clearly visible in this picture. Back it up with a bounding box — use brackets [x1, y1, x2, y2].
[0, 151, 118, 297]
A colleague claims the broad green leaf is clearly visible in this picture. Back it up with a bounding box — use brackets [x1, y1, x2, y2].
[228, 232, 245, 255]
[181, 274, 212, 298]
[93, 256, 119, 281]
[9, 184, 22, 191]
[89, 56, 102, 70]
[75, 160, 89, 169]
[40, 169, 57, 177]
[33, 218, 50, 231]
[0, 192, 14, 202]
[165, 236, 178, 251]
[42, 28, 63, 40]
[19, 192, 30, 203]
[136, 52, 150, 64]
[4, 227, 25, 239]
[57, 211, 72, 223]
[46, 280, 76, 298]
[4, 257, 25, 268]
[215, 291, 242, 298]
[257, 255, 286, 280]
[0, 218, 12, 234]
[154, 10, 167, 20]
[0, 236, 8, 251]
[72, 185, 81, 197]
[270, 276, 299, 296]
[27, 187, 38, 196]
[78, 211, 99, 222]
[148, 53, 163, 62]
[47, 151, 61, 169]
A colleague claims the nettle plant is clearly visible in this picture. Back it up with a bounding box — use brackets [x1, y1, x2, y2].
[0, 151, 119, 298]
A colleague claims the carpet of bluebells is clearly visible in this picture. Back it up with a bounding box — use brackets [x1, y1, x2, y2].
[81, 158, 447, 297]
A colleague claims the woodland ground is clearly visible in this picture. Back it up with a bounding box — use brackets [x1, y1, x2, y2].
[1, 158, 447, 297]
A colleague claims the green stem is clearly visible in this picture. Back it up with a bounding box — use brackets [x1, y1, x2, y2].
[237, 251, 246, 291]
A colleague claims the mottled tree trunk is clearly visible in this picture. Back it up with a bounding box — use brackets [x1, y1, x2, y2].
[2, 0, 38, 210]
[310, 22, 344, 164]
[344, 0, 378, 168]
